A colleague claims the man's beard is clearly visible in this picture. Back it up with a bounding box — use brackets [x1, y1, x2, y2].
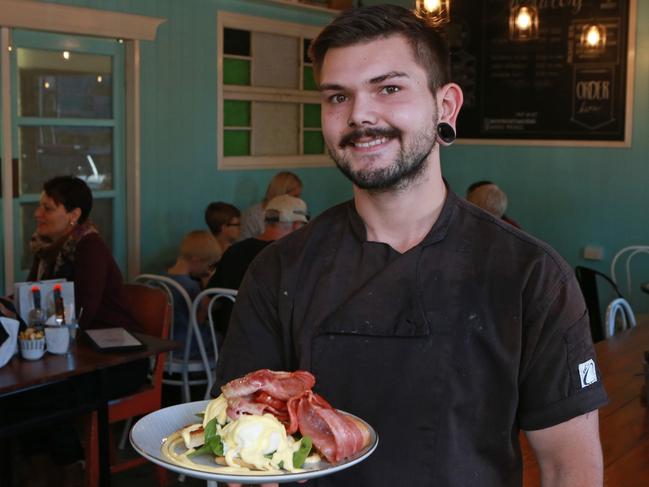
[329, 125, 437, 192]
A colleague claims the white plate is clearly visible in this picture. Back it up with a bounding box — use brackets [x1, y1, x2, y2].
[130, 400, 378, 484]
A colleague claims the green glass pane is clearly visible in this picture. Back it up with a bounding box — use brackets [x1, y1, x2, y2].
[303, 104, 321, 128]
[303, 131, 324, 155]
[224, 130, 250, 156]
[224, 58, 250, 85]
[224, 100, 250, 127]
[303, 66, 317, 91]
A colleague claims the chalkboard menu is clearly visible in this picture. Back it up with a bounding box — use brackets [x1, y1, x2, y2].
[447, 0, 633, 143]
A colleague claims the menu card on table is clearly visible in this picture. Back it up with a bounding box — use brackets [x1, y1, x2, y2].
[84, 328, 145, 352]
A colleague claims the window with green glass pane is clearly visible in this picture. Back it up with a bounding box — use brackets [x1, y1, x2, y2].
[219, 15, 326, 166]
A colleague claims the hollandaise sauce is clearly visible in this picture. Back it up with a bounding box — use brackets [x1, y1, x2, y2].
[162, 412, 314, 475]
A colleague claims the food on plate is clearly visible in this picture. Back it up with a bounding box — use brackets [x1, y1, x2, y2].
[161, 369, 371, 473]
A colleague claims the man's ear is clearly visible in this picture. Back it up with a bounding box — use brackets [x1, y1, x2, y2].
[436, 83, 464, 145]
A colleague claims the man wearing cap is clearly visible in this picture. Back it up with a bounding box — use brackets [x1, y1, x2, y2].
[206, 194, 308, 339]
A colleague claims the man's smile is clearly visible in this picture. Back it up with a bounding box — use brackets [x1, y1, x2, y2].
[352, 137, 390, 149]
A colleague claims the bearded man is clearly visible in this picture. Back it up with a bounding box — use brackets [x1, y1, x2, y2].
[216, 5, 606, 487]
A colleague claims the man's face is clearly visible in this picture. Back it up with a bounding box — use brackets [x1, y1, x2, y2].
[222, 216, 241, 243]
[319, 35, 439, 191]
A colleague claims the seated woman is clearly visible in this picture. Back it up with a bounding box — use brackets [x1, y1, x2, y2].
[4, 176, 147, 479]
[29, 176, 136, 329]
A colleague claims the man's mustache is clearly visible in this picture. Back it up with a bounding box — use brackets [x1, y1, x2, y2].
[338, 127, 401, 148]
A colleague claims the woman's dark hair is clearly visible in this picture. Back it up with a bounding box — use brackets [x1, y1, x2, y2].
[308, 4, 451, 94]
[43, 176, 93, 223]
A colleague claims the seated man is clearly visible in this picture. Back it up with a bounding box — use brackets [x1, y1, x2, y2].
[466, 180, 521, 228]
[204, 201, 241, 255]
[167, 230, 221, 357]
[206, 194, 308, 340]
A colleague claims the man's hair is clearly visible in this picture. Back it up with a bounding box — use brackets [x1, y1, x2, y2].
[263, 171, 303, 204]
[179, 230, 221, 262]
[308, 4, 451, 93]
[43, 176, 93, 223]
[204, 202, 240, 236]
[466, 184, 508, 218]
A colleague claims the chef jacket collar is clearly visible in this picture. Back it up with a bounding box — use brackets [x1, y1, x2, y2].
[346, 179, 456, 248]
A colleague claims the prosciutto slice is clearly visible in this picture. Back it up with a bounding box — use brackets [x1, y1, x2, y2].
[219, 369, 369, 463]
[293, 391, 367, 463]
[222, 369, 315, 401]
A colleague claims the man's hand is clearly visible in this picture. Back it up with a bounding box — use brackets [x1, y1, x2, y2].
[525, 411, 603, 486]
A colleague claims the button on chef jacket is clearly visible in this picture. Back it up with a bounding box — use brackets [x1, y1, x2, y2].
[215, 188, 608, 487]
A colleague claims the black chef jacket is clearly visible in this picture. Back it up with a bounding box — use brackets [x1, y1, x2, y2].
[214, 189, 608, 487]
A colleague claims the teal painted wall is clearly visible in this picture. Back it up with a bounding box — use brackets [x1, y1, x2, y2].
[42, 0, 649, 308]
[45, 0, 351, 271]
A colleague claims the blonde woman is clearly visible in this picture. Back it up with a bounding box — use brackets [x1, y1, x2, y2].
[239, 171, 303, 239]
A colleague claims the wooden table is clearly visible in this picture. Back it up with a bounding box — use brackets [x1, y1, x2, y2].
[523, 320, 649, 486]
[0, 332, 179, 486]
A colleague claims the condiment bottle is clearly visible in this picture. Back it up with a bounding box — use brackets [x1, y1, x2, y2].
[53, 284, 66, 325]
[27, 285, 45, 330]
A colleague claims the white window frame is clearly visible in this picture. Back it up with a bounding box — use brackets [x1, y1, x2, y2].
[217, 12, 332, 170]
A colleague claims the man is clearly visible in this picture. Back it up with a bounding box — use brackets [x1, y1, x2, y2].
[466, 181, 508, 217]
[467, 180, 522, 228]
[206, 194, 308, 338]
[204, 201, 241, 254]
[216, 5, 606, 487]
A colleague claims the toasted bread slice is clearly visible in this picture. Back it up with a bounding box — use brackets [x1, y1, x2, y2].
[181, 424, 205, 449]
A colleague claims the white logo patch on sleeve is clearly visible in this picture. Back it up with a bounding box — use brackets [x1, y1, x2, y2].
[578, 359, 598, 388]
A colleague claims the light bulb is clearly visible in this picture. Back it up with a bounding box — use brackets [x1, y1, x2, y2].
[62, 50, 70, 60]
[515, 8, 532, 30]
[586, 26, 601, 46]
[423, 0, 441, 12]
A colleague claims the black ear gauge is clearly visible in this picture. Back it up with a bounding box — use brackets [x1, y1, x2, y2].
[436, 122, 456, 145]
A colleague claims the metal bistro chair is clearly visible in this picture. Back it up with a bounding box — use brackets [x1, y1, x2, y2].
[190, 287, 237, 396]
[610, 245, 649, 298]
[575, 266, 636, 342]
[134, 274, 216, 403]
